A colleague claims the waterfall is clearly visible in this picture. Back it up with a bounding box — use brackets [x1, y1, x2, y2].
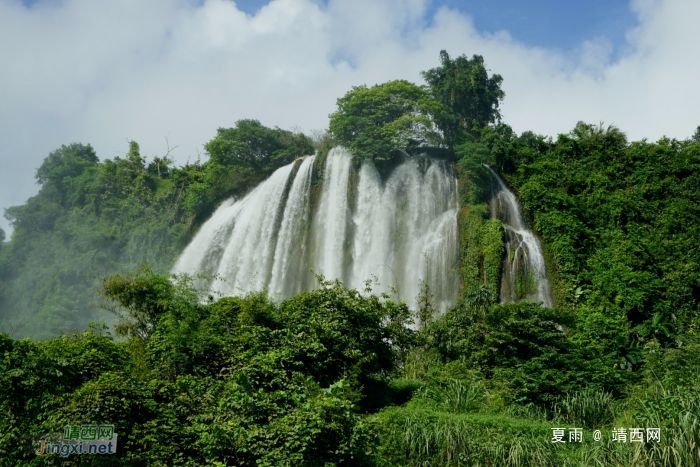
[269, 155, 316, 297]
[174, 148, 460, 312]
[350, 155, 460, 311]
[173, 162, 296, 296]
[485, 165, 553, 307]
[312, 148, 353, 283]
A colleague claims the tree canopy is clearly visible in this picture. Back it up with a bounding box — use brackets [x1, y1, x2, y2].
[35, 143, 99, 187]
[422, 50, 505, 135]
[0, 121, 314, 339]
[328, 80, 451, 163]
[205, 119, 314, 170]
[1, 273, 414, 465]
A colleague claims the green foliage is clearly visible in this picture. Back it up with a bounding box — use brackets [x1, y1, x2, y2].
[416, 280, 437, 329]
[0, 272, 416, 465]
[599, 382, 700, 466]
[0, 121, 314, 339]
[35, 143, 100, 200]
[0, 326, 127, 464]
[328, 80, 451, 164]
[414, 379, 488, 414]
[553, 387, 616, 428]
[445, 302, 569, 370]
[376, 407, 559, 467]
[481, 220, 505, 287]
[427, 300, 635, 405]
[494, 123, 700, 350]
[458, 205, 504, 294]
[422, 50, 505, 135]
[374, 345, 700, 466]
[455, 139, 493, 204]
[99, 267, 200, 344]
[642, 341, 700, 388]
[205, 119, 314, 170]
[459, 205, 487, 290]
[452, 124, 512, 302]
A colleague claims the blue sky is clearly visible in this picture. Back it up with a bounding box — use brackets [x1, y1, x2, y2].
[427, 0, 636, 52]
[230, 0, 638, 52]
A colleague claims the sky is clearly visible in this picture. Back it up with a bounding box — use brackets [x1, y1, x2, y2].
[1, 0, 699, 235]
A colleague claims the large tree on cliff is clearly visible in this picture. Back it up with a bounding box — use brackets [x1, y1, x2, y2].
[422, 50, 505, 136]
[328, 80, 451, 162]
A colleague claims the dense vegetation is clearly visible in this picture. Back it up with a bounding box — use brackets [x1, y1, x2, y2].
[2, 50, 700, 465]
[328, 79, 451, 164]
[1, 272, 413, 466]
[0, 120, 314, 338]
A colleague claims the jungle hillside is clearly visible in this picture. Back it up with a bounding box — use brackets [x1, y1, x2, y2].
[2, 50, 700, 466]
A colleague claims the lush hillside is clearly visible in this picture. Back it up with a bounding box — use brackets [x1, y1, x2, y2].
[498, 123, 700, 361]
[0, 121, 314, 339]
[2, 50, 700, 466]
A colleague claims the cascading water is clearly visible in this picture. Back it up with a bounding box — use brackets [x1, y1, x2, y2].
[173, 162, 296, 295]
[349, 152, 460, 311]
[485, 165, 553, 307]
[312, 148, 353, 283]
[269, 155, 316, 297]
[173, 147, 460, 312]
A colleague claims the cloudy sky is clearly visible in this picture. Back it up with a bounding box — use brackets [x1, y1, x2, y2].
[1, 0, 698, 235]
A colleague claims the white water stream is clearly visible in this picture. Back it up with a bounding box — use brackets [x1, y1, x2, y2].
[485, 165, 553, 307]
[174, 147, 460, 311]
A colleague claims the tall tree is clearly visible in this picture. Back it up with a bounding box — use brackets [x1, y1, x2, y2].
[328, 80, 450, 162]
[205, 119, 313, 170]
[422, 50, 505, 135]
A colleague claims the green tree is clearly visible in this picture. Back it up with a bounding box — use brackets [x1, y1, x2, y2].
[571, 121, 627, 148]
[99, 267, 200, 344]
[417, 280, 437, 329]
[422, 50, 505, 135]
[328, 79, 451, 162]
[35, 143, 98, 186]
[0, 119, 316, 340]
[205, 119, 314, 170]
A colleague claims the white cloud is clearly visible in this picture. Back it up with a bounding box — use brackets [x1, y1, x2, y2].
[1, 0, 699, 234]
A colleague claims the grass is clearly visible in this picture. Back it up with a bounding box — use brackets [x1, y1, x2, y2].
[414, 379, 487, 414]
[553, 387, 617, 428]
[373, 381, 700, 466]
[376, 407, 565, 466]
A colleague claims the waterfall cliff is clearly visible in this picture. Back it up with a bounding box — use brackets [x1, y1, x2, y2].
[485, 165, 553, 307]
[174, 147, 460, 311]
